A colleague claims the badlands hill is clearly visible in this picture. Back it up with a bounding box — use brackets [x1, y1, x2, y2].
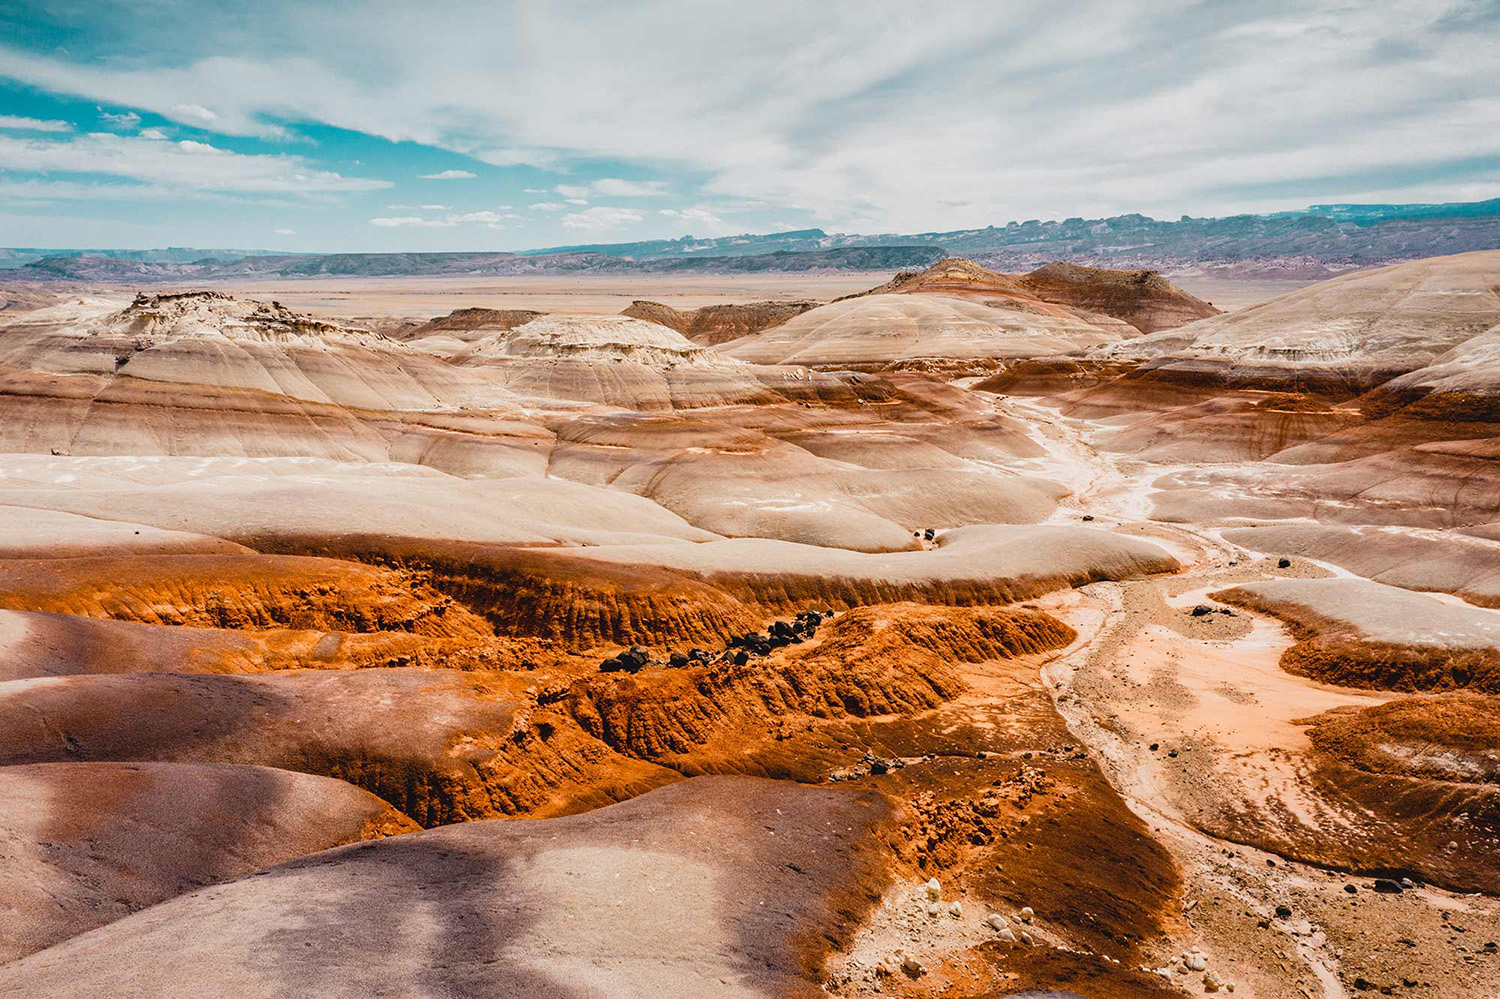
[848, 257, 1218, 333]
[716, 258, 1172, 372]
[3, 253, 1500, 999]
[1096, 250, 1500, 389]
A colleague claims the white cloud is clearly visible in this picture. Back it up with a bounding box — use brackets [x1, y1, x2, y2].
[555, 178, 667, 200]
[561, 206, 643, 230]
[387, 203, 450, 210]
[522, 188, 548, 194]
[370, 215, 453, 227]
[474, 147, 558, 168]
[658, 206, 732, 235]
[171, 103, 218, 123]
[274, 228, 296, 235]
[0, 2, 1496, 228]
[138, 127, 170, 140]
[591, 178, 668, 197]
[0, 132, 389, 193]
[448, 210, 516, 223]
[0, 179, 184, 201]
[0, 115, 72, 133]
[98, 109, 141, 129]
[370, 209, 521, 228]
[419, 169, 476, 179]
[528, 201, 567, 211]
[659, 207, 722, 223]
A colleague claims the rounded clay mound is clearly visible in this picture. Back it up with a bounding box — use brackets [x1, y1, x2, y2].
[719, 294, 1129, 372]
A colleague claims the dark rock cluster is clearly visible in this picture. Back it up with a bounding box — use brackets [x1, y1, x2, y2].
[599, 610, 835, 673]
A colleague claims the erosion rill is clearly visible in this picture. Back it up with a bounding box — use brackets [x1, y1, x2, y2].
[1, 253, 1498, 999]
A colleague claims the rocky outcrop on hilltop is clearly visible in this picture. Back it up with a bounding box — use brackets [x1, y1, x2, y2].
[1018, 261, 1219, 333]
[622, 299, 817, 345]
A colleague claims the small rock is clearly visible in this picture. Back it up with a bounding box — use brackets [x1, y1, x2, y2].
[901, 954, 925, 976]
[1019, 931, 1034, 946]
[1278, 557, 1291, 568]
[1345, 884, 1357, 894]
[1019, 906, 1034, 922]
[1082, 514, 1094, 521]
[924, 877, 941, 900]
[1372, 879, 1403, 894]
[997, 927, 1017, 943]
[948, 901, 963, 917]
[1191, 604, 1213, 617]
[1275, 905, 1292, 919]
[986, 913, 1007, 930]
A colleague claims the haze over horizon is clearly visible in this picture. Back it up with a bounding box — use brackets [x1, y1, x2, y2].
[2, 0, 1498, 253]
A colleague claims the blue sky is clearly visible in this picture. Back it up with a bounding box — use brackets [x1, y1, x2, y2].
[1, 0, 1498, 252]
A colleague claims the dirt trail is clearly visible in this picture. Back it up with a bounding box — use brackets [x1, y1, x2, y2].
[990, 399, 1500, 999]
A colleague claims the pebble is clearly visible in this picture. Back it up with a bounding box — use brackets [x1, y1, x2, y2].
[1020, 931, 1034, 946]
[901, 954, 925, 976]
[998, 927, 1017, 943]
[985, 913, 1008, 930]
[924, 877, 942, 900]
[948, 901, 963, 918]
[1019, 906, 1034, 922]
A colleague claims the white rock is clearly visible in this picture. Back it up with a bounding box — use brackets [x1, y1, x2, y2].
[1020, 931, 1034, 946]
[1186, 954, 1207, 971]
[1019, 906, 1034, 922]
[924, 877, 942, 900]
[925, 902, 941, 917]
[948, 901, 963, 918]
[998, 927, 1017, 943]
[902, 954, 925, 976]
[985, 913, 1008, 930]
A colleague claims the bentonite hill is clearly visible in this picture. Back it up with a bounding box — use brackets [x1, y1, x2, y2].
[0, 245, 1496, 999]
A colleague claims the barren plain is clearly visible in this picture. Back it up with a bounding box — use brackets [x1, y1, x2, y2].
[0, 254, 1495, 999]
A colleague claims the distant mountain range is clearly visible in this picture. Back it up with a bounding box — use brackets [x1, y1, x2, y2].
[6, 198, 1499, 283]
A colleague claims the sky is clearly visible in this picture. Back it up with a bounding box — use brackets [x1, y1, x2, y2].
[0, 0, 1498, 252]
